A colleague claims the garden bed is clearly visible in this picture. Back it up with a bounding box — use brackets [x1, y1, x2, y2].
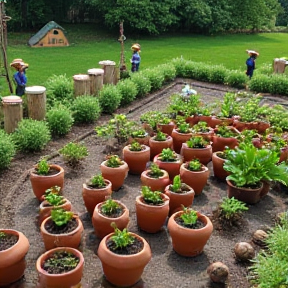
[0, 79, 287, 288]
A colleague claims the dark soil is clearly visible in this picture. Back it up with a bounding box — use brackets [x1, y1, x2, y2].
[175, 216, 206, 229]
[0, 234, 18, 251]
[44, 218, 78, 234]
[1, 79, 288, 288]
[34, 167, 61, 176]
[106, 236, 144, 255]
[100, 206, 125, 218]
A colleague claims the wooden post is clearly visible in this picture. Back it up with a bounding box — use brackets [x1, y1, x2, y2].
[25, 86, 46, 120]
[73, 74, 90, 97]
[98, 60, 116, 85]
[2, 95, 23, 133]
[113, 67, 120, 85]
[87, 68, 104, 95]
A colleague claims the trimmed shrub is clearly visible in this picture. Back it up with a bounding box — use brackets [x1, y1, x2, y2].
[225, 70, 247, 89]
[268, 74, 288, 95]
[117, 79, 138, 106]
[158, 63, 176, 82]
[98, 84, 122, 114]
[0, 129, 16, 170]
[12, 119, 51, 152]
[249, 74, 272, 93]
[208, 65, 228, 84]
[71, 96, 101, 123]
[130, 72, 151, 98]
[142, 68, 165, 91]
[183, 61, 201, 79]
[46, 105, 74, 136]
[171, 57, 187, 77]
[193, 63, 211, 82]
[254, 63, 273, 76]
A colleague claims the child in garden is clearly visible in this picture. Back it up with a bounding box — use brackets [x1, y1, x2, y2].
[130, 43, 141, 72]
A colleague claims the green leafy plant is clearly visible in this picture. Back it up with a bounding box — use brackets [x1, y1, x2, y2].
[129, 141, 143, 151]
[0, 130, 16, 170]
[51, 208, 73, 226]
[180, 207, 198, 228]
[130, 72, 151, 98]
[105, 154, 123, 168]
[130, 129, 147, 138]
[219, 92, 238, 118]
[158, 148, 178, 162]
[187, 159, 202, 171]
[148, 163, 164, 178]
[186, 136, 209, 148]
[169, 175, 191, 193]
[88, 174, 107, 188]
[141, 186, 164, 205]
[98, 84, 122, 114]
[59, 142, 88, 167]
[215, 125, 238, 138]
[117, 78, 138, 106]
[191, 121, 210, 133]
[177, 122, 190, 134]
[110, 223, 135, 250]
[142, 68, 165, 91]
[219, 197, 248, 224]
[44, 186, 65, 206]
[36, 158, 50, 175]
[0, 231, 6, 239]
[100, 199, 121, 216]
[154, 130, 168, 141]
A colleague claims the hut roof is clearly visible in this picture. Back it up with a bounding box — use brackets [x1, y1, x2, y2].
[28, 21, 67, 46]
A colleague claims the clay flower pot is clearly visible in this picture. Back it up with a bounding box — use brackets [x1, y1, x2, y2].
[0, 229, 30, 286]
[92, 200, 129, 239]
[82, 180, 113, 216]
[135, 193, 170, 233]
[167, 210, 213, 257]
[36, 247, 84, 288]
[100, 160, 129, 191]
[212, 127, 240, 152]
[30, 164, 64, 201]
[212, 151, 229, 181]
[180, 142, 212, 165]
[157, 122, 176, 136]
[164, 184, 195, 216]
[40, 215, 84, 250]
[128, 133, 150, 146]
[97, 232, 152, 287]
[226, 179, 264, 204]
[171, 128, 192, 154]
[140, 169, 171, 192]
[148, 134, 173, 160]
[123, 144, 150, 174]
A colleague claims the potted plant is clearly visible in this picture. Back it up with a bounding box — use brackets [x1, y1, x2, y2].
[123, 141, 150, 174]
[180, 159, 210, 196]
[148, 130, 173, 159]
[223, 143, 288, 204]
[40, 208, 84, 250]
[140, 162, 171, 192]
[82, 173, 113, 216]
[97, 223, 152, 287]
[36, 247, 84, 288]
[135, 186, 170, 233]
[167, 207, 213, 257]
[92, 199, 129, 239]
[171, 121, 192, 153]
[164, 175, 195, 215]
[0, 229, 30, 286]
[29, 158, 64, 201]
[190, 121, 214, 140]
[153, 148, 183, 180]
[39, 186, 72, 225]
[129, 128, 150, 145]
[100, 154, 129, 191]
[156, 115, 176, 136]
[180, 135, 212, 165]
[211, 147, 230, 181]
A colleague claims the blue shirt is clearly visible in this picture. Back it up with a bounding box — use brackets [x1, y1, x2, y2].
[14, 71, 27, 86]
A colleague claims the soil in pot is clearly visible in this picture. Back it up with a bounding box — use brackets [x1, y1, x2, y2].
[44, 218, 78, 234]
[0, 234, 18, 250]
[106, 237, 144, 255]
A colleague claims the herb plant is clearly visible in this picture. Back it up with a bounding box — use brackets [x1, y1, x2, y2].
[131, 129, 147, 138]
[51, 208, 73, 226]
[177, 122, 191, 134]
[100, 199, 120, 215]
[59, 142, 88, 167]
[148, 163, 164, 178]
[187, 159, 202, 171]
[0, 130, 16, 171]
[180, 207, 198, 228]
[154, 131, 168, 141]
[186, 136, 209, 148]
[88, 174, 106, 188]
[141, 186, 164, 205]
[36, 158, 50, 175]
[129, 141, 143, 151]
[191, 121, 210, 133]
[215, 125, 237, 138]
[110, 223, 135, 250]
[105, 155, 123, 168]
[158, 148, 178, 162]
[44, 186, 65, 206]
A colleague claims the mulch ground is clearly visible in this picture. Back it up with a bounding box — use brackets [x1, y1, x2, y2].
[1, 79, 288, 288]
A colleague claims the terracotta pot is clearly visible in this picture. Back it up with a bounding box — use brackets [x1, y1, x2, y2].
[82, 180, 113, 216]
[171, 128, 192, 154]
[208, 116, 223, 128]
[140, 169, 171, 192]
[191, 129, 215, 141]
[39, 198, 72, 226]
[198, 115, 213, 126]
[128, 134, 150, 146]
[180, 143, 212, 165]
[232, 119, 249, 132]
[100, 160, 129, 191]
[30, 164, 64, 201]
[164, 184, 195, 216]
[226, 179, 264, 204]
[36, 247, 84, 288]
[148, 135, 173, 160]
[97, 232, 152, 287]
[0, 229, 30, 286]
[260, 180, 271, 199]
[135, 193, 170, 233]
[40, 215, 84, 250]
[153, 154, 183, 181]
[92, 200, 129, 239]
[279, 146, 288, 163]
[185, 115, 200, 126]
[123, 144, 150, 174]
[212, 127, 239, 152]
[157, 122, 176, 136]
[167, 211, 213, 257]
[179, 163, 210, 196]
[212, 152, 229, 181]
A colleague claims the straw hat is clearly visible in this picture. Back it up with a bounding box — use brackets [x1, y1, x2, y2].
[10, 58, 23, 70]
[246, 50, 259, 56]
[131, 43, 141, 52]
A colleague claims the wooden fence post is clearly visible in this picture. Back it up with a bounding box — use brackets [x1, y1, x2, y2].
[73, 74, 90, 97]
[98, 60, 116, 85]
[25, 86, 46, 120]
[87, 68, 104, 95]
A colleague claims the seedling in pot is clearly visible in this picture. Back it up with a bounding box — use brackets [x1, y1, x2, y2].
[44, 186, 65, 206]
[148, 163, 164, 178]
[129, 141, 143, 152]
[158, 148, 178, 162]
[154, 130, 168, 141]
[36, 158, 50, 175]
[141, 186, 164, 205]
[187, 159, 202, 171]
[105, 155, 123, 168]
[169, 175, 191, 193]
[88, 174, 107, 188]
[180, 206, 198, 228]
[110, 222, 135, 250]
[100, 199, 121, 216]
[186, 136, 209, 148]
[51, 208, 73, 226]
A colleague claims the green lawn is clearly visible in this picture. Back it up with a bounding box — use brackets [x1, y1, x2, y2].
[1, 23, 288, 95]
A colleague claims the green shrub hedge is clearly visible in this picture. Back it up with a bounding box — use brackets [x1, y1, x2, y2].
[0, 129, 16, 170]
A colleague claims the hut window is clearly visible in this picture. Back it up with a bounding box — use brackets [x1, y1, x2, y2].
[53, 30, 59, 35]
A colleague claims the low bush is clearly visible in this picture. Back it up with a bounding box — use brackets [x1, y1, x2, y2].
[0, 129, 16, 170]
[59, 141, 88, 167]
[142, 68, 165, 91]
[268, 74, 288, 95]
[171, 57, 187, 77]
[116, 79, 138, 106]
[208, 65, 228, 84]
[249, 74, 272, 93]
[98, 84, 122, 114]
[130, 72, 151, 98]
[191, 62, 211, 82]
[12, 119, 51, 152]
[46, 105, 74, 136]
[71, 96, 101, 123]
[224, 70, 247, 89]
[158, 63, 176, 82]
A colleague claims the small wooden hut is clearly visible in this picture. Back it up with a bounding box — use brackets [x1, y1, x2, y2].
[28, 21, 69, 47]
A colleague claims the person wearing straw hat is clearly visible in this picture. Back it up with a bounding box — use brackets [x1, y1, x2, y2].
[10, 59, 28, 96]
[245, 50, 259, 79]
[130, 43, 141, 72]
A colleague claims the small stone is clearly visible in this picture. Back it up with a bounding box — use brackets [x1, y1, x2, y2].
[207, 261, 229, 283]
[234, 242, 255, 261]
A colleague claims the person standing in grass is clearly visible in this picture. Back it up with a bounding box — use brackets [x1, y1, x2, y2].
[245, 50, 259, 79]
[130, 43, 141, 72]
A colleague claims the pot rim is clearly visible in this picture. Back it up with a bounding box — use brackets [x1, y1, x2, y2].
[95, 200, 128, 220]
[136, 194, 169, 207]
[30, 164, 64, 177]
[165, 184, 195, 195]
[83, 179, 112, 190]
[181, 162, 209, 173]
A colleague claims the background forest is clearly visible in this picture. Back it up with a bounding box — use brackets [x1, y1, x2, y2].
[4, 0, 288, 35]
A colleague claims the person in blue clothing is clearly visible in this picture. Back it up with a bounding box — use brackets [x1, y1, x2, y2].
[245, 50, 259, 79]
[10, 59, 28, 96]
[130, 43, 141, 72]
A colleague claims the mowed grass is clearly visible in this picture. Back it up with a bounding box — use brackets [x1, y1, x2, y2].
[1, 23, 288, 95]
